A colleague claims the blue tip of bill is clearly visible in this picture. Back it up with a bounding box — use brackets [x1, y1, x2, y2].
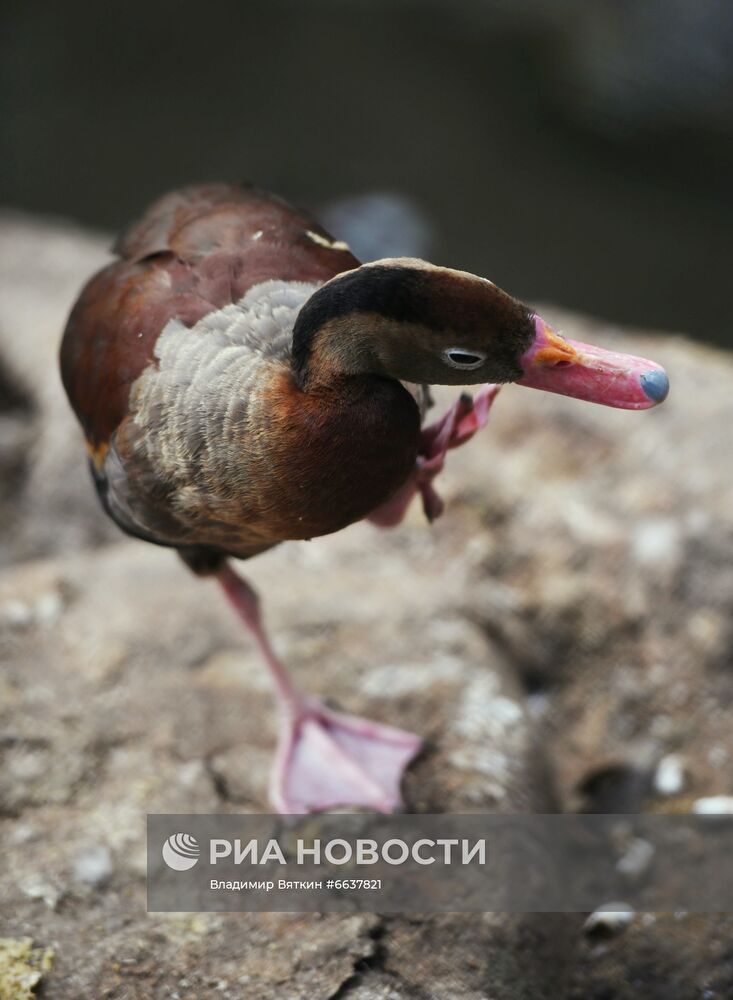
[640, 369, 670, 404]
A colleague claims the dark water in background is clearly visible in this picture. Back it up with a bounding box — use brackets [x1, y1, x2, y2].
[3, 0, 733, 348]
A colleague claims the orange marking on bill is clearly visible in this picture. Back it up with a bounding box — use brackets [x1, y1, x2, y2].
[534, 328, 579, 367]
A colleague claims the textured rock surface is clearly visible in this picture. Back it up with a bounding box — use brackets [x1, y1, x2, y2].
[1, 215, 732, 997]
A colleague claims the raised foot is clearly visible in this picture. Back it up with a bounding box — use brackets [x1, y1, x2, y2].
[270, 700, 422, 814]
[368, 383, 501, 527]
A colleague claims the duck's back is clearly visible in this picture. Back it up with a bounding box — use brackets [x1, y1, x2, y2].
[61, 183, 361, 450]
[60, 183, 369, 558]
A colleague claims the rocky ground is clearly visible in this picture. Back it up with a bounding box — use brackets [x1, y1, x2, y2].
[1, 214, 733, 997]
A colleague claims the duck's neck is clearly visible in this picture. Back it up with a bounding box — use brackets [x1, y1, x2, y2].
[291, 277, 386, 389]
[292, 261, 451, 388]
[259, 366, 421, 540]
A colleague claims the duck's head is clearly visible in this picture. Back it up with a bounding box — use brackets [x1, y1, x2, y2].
[292, 258, 669, 409]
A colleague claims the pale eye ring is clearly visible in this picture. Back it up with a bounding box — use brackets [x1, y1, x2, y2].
[442, 347, 487, 371]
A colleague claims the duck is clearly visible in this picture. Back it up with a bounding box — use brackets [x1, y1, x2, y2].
[59, 183, 669, 814]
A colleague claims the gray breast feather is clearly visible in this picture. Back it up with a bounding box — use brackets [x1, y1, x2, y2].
[129, 279, 320, 481]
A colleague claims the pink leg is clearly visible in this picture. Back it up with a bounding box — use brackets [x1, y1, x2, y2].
[368, 383, 501, 527]
[217, 564, 421, 814]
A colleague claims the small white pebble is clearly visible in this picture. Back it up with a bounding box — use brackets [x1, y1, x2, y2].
[708, 745, 729, 768]
[22, 877, 62, 909]
[1, 599, 33, 628]
[72, 844, 113, 886]
[35, 591, 63, 625]
[11, 751, 45, 780]
[693, 795, 733, 815]
[584, 903, 635, 935]
[178, 760, 206, 788]
[654, 754, 686, 796]
[9, 823, 39, 845]
[616, 837, 655, 879]
[631, 519, 681, 567]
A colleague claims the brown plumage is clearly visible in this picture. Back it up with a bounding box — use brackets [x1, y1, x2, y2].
[59, 183, 668, 813]
[60, 184, 426, 564]
[60, 183, 537, 568]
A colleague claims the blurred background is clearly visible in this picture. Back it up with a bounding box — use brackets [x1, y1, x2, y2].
[3, 0, 733, 348]
[3, 6, 733, 993]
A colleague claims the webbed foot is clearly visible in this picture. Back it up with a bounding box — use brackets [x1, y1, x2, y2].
[271, 699, 421, 814]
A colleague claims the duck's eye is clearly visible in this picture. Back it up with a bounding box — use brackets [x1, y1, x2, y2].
[442, 348, 486, 371]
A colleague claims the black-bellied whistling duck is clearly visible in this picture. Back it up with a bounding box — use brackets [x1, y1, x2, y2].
[60, 183, 669, 813]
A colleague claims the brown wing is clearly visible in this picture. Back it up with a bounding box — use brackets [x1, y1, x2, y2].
[59, 183, 361, 453]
